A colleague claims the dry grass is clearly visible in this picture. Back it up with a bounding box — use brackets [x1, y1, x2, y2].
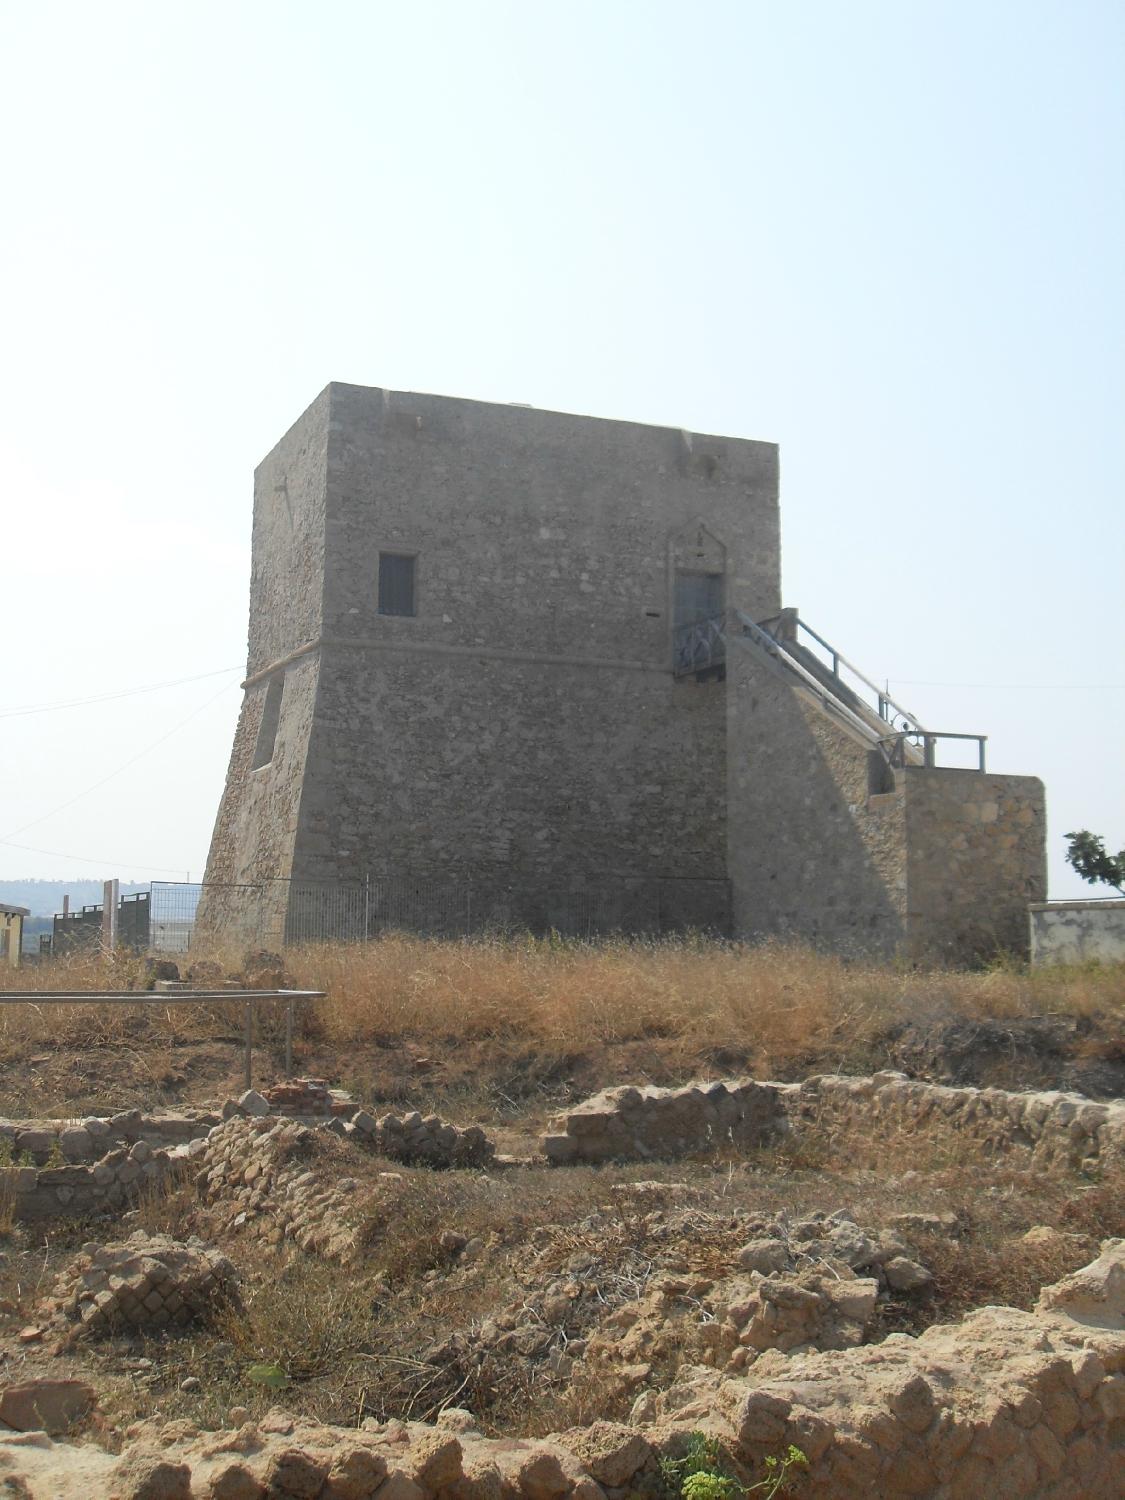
[6, 935, 1120, 1066]
[286, 936, 1122, 1059]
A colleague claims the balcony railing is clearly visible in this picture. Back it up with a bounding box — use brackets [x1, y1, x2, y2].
[673, 613, 727, 676]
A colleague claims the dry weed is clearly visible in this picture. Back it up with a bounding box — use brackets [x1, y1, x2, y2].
[4, 938, 1120, 1091]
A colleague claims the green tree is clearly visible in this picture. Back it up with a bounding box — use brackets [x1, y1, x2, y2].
[1064, 830, 1125, 895]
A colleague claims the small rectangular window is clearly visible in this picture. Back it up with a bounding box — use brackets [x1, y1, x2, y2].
[251, 675, 284, 769]
[378, 552, 416, 616]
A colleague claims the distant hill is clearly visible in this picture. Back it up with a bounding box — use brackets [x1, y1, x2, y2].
[0, 879, 148, 917]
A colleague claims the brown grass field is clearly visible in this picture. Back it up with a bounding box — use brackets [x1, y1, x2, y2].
[0, 935, 1121, 1119]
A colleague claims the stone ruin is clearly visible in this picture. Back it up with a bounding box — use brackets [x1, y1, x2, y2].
[194, 1116, 371, 1261]
[3, 1138, 185, 1222]
[541, 1071, 1125, 1171]
[0, 1060, 1122, 1497]
[1, 1240, 1121, 1499]
[227, 1086, 497, 1168]
[47, 1232, 239, 1337]
[542, 1079, 782, 1164]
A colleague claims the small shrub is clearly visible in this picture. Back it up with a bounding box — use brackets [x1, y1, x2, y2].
[662, 1433, 807, 1500]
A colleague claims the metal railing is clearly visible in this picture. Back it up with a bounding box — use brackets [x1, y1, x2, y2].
[673, 613, 727, 676]
[153, 873, 733, 952]
[732, 610, 896, 747]
[690, 608, 990, 774]
[757, 612, 923, 735]
[0, 989, 324, 1089]
[883, 730, 988, 772]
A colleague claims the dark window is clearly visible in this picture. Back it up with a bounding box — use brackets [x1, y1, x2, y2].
[674, 570, 723, 630]
[251, 675, 284, 769]
[378, 552, 416, 616]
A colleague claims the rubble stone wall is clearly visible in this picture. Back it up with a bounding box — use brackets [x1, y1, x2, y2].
[542, 1072, 1125, 1170]
[3, 1140, 184, 1222]
[0, 1110, 215, 1166]
[8, 1244, 1122, 1499]
[195, 1116, 376, 1261]
[657, 1239, 1125, 1499]
[792, 1071, 1125, 1170]
[542, 1080, 787, 1163]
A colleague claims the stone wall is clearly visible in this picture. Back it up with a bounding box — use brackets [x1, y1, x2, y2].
[200, 384, 330, 904]
[194, 1115, 377, 1261]
[10, 1245, 1123, 1498]
[3, 1139, 185, 1222]
[904, 767, 1047, 962]
[199, 381, 1047, 962]
[726, 637, 1048, 963]
[727, 651, 909, 957]
[791, 1071, 1124, 1170]
[542, 1072, 1125, 1171]
[653, 1238, 1125, 1499]
[300, 651, 730, 906]
[48, 1232, 238, 1336]
[290, 385, 779, 902]
[321, 385, 781, 672]
[1031, 899, 1125, 965]
[542, 1080, 787, 1164]
[0, 1110, 215, 1166]
[204, 382, 781, 931]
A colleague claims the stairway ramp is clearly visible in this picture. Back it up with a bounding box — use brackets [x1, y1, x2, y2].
[673, 607, 987, 772]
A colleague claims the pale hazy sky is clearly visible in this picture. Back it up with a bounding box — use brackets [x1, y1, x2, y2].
[2, 0, 1122, 901]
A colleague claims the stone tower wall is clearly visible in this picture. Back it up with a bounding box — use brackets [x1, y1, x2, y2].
[204, 384, 780, 932]
[726, 644, 910, 957]
[199, 391, 330, 923]
[283, 385, 779, 913]
[903, 767, 1046, 961]
[201, 383, 1046, 961]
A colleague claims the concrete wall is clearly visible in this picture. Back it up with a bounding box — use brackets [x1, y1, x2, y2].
[0, 911, 22, 968]
[1030, 900, 1125, 965]
[904, 768, 1046, 962]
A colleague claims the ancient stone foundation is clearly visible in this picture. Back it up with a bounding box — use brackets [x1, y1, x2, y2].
[542, 1080, 784, 1163]
[48, 1232, 238, 1336]
[541, 1072, 1125, 1169]
[1, 1138, 184, 1222]
[791, 1070, 1125, 1170]
[5, 1242, 1122, 1499]
[651, 1238, 1125, 1499]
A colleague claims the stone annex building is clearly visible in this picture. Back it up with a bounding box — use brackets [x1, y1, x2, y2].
[201, 382, 1046, 961]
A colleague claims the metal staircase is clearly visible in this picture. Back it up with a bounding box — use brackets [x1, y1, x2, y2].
[673, 607, 987, 772]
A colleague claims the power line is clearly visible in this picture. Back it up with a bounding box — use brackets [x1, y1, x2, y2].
[0, 679, 237, 843]
[892, 680, 1124, 690]
[0, 837, 191, 876]
[0, 665, 242, 719]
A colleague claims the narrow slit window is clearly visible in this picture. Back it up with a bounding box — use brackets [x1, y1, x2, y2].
[378, 552, 416, 616]
[252, 675, 284, 769]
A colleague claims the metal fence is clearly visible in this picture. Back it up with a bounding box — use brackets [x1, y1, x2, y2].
[145, 874, 731, 953]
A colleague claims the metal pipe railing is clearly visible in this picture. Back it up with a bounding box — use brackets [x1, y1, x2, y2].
[882, 732, 987, 772]
[0, 989, 324, 1090]
[758, 612, 924, 733]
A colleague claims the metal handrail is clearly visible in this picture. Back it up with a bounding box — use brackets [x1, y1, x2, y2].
[0, 989, 324, 1088]
[758, 612, 924, 734]
[673, 613, 727, 675]
[882, 731, 987, 772]
[733, 611, 891, 747]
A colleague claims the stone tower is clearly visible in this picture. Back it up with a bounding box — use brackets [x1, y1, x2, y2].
[201, 382, 1046, 959]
